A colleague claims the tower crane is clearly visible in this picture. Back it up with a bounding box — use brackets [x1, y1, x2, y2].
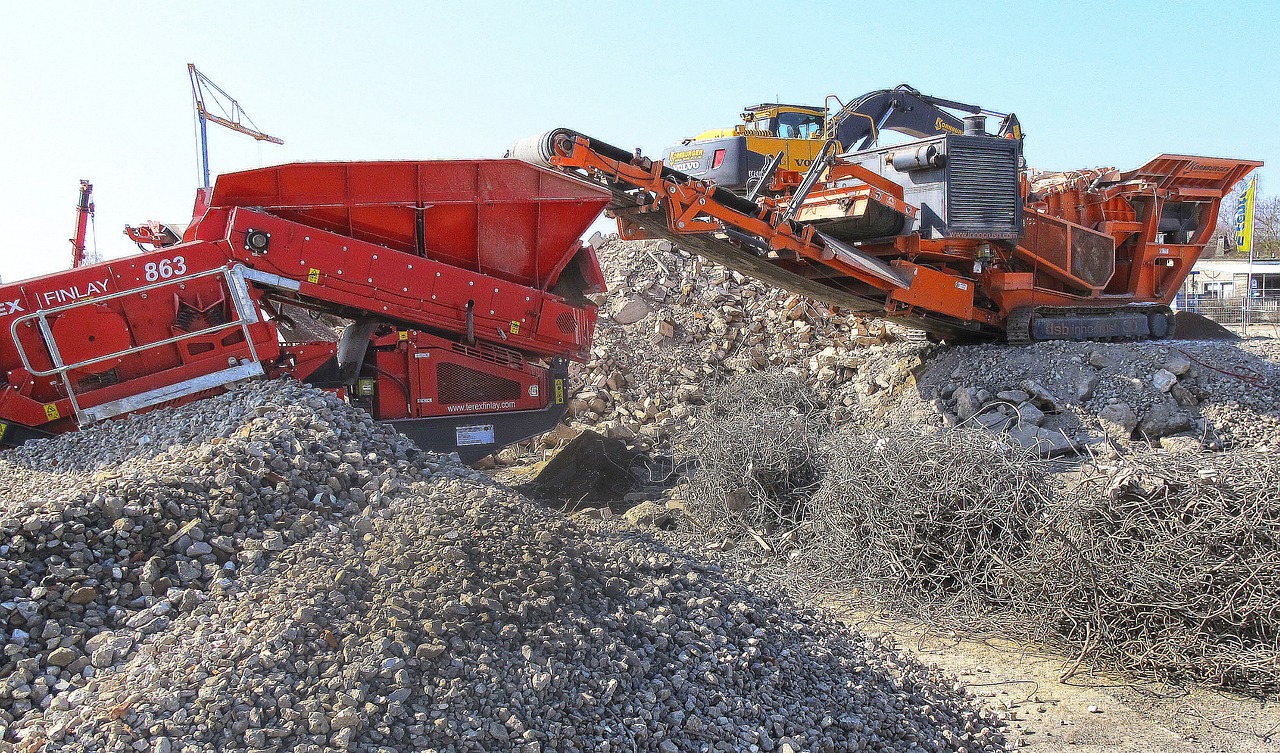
[188, 63, 283, 188]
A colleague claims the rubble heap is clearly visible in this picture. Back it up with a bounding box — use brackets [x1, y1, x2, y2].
[879, 338, 1280, 452]
[3, 381, 1002, 752]
[560, 237, 1279, 457]
[561, 236, 902, 450]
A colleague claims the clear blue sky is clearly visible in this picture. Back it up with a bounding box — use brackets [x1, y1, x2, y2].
[1, 0, 1276, 283]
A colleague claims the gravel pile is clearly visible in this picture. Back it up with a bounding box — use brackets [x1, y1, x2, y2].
[890, 338, 1280, 452]
[0, 380, 423, 738]
[554, 236, 902, 452]
[4, 381, 1003, 752]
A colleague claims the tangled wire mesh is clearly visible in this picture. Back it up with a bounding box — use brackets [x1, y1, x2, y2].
[800, 429, 1051, 614]
[678, 371, 1280, 693]
[680, 372, 829, 550]
[1020, 450, 1280, 691]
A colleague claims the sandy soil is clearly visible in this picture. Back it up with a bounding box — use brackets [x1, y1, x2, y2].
[842, 611, 1280, 752]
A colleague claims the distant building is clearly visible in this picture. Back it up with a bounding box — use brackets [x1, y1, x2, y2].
[1184, 258, 1280, 299]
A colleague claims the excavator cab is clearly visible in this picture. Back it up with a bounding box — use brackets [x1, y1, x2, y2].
[663, 103, 829, 191]
[746, 105, 825, 139]
[662, 86, 1023, 194]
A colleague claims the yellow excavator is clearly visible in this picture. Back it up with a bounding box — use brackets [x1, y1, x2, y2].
[662, 84, 1022, 193]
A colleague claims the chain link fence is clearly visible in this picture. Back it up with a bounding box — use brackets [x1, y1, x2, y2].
[1179, 294, 1280, 328]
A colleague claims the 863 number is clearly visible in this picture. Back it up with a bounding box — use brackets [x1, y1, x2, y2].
[144, 256, 187, 282]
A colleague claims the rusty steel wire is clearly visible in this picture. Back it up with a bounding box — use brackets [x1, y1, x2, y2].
[680, 372, 829, 549]
[799, 429, 1051, 614]
[681, 372, 1280, 693]
[1020, 451, 1280, 692]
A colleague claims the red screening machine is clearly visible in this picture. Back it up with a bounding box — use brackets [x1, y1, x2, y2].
[0, 160, 610, 460]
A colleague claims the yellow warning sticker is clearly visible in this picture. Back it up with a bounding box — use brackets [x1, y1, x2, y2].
[307, 268, 321, 284]
[43, 404, 60, 421]
[398, 330, 408, 341]
[510, 320, 521, 335]
[554, 379, 565, 405]
[0, 421, 8, 440]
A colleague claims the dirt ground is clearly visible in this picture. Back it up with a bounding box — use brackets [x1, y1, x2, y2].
[838, 610, 1280, 752]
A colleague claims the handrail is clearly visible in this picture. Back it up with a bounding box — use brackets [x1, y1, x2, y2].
[9, 264, 264, 425]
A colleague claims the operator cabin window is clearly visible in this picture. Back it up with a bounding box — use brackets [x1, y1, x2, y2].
[776, 112, 824, 139]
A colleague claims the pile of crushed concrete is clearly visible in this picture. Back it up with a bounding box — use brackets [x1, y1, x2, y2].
[0, 381, 423, 737]
[1, 380, 1003, 752]
[863, 338, 1280, 454]
[552, 236, 902, 452]
[549, 237, 1279, 459]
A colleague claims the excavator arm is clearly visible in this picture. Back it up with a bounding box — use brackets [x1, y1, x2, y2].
[829, 84, 1022, 150]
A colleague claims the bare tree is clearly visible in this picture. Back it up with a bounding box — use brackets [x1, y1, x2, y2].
[1211, 181, 1278, 259]
[1253, 195, 1280, 259]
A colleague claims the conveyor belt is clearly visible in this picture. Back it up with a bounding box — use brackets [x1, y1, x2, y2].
[514, 129, 993, 340]
[608, 199, 993, 341]
[511, 129, 996, 341]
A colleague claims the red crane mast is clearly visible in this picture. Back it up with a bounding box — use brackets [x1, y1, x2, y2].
[69, 180, 93, 269]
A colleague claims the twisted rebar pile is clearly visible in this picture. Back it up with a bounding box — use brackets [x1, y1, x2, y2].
[1020, 451, 1280, 691]
[803, 430, 1049, 614]
[680, 372, 1280, 693]
[681, 372, 829, 549]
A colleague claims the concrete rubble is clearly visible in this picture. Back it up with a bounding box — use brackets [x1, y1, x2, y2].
[548, 237, 1280, 459]
[553, 236, 904, 453]
[0, 380, 1002, 752]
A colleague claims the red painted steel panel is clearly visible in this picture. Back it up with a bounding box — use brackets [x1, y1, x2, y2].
[205, 160, 610, 290]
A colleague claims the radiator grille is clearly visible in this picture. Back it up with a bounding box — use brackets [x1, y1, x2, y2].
[948, 140, 1021, 237]
[437, 362, 521, 404]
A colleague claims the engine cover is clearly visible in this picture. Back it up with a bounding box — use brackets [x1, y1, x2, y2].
[845, 134, 1023, 240]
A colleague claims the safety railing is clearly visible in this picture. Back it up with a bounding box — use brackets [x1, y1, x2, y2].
[9, 264, 270, 426]
[1180, 294, 1280, 326]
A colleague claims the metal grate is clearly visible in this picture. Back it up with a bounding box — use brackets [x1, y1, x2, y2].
[1069, 226, 1115, 287]
[449, 340, 526, 369]
[1022, 212, 1115, 290]
[948, 140, 1021, 237]
[555, 311, 577, 334]
[437, 362, 521, 404]
[1022, 213, 1069, 271]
